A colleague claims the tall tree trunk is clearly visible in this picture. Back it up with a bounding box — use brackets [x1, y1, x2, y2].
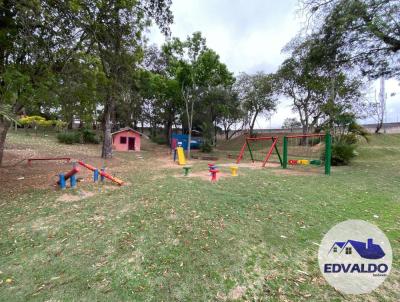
[214, 119, 217, 146]
[375, 121, 383, 134]
[164, 120, 172, 147]
[0, 119, 11, 166]
[224, 125, 229, 140]
[249, 111, 259, 137]
[101, 97, 114, 159]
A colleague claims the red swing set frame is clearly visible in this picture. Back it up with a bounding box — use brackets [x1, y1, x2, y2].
[236, 136, 282, 167]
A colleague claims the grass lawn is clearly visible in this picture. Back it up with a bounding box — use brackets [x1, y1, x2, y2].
[0, 131, 399, 301]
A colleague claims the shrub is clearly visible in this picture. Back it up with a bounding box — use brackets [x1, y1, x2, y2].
[200, 142, 213, 153]
[57, 132, 80, 144]
[151, 136, 167, 145]
[80, 128, 99, 144]
[330, 143, 357, 166]
[334, 133, 359, 145]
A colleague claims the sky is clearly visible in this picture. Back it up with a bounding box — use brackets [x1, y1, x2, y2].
[149, 0, 400, 128]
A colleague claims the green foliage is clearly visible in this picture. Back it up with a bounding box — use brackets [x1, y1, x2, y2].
[200, 142, 213, 153]
[57, 132, 80, 144]
[235, 72, 278, 134]
[80, 128, 99, 144]
[54, 120, 67, 131]
[301, 0, 400, 79]
[330, 142, 357, 166]
[282, 118, 301, 130]
[0, 104, 19, 124]
[57, 129, 99, 145]
[151, 136, 168, 145]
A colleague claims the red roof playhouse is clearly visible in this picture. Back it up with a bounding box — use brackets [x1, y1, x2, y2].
[111, 128, 144, 152]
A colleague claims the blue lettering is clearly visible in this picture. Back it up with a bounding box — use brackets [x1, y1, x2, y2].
[324, 264, 332, 273]
[351, 264, 361, 273]
[341, 264, 351, 273]
[332, 264, 341, 273]
[378, 264, 388, 273]
[323, 263, 388, 274]
[368, 264, 377, 273]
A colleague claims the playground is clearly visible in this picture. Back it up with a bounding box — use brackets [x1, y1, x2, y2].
[0, 131, 399, 301]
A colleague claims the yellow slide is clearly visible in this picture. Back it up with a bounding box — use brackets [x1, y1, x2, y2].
[176, 146, 186, 165]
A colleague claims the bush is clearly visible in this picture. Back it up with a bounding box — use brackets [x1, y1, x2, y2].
[335, 133, 358, 145]
[57, 132, 80, 144]
[200, 142, 213, 153]
[80, 128, 99, 144]
[151, 136, 167, 145]
[57, 129, 99, 145]
[330, 143, 357, 166]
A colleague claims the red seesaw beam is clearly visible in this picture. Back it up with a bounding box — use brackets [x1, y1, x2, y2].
[28, 157, 71, 165]
[77, 160, 96, 171]
[77, 160, 124, 186]
[57, 167, 79, 184]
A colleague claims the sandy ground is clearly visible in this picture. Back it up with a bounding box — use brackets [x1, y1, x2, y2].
[0, 135, 321, 196]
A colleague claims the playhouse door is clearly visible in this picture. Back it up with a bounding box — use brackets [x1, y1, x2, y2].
[128, 137, 135, 150]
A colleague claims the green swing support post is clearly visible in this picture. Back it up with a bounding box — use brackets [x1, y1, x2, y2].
[282, 136, 288, 169]
[246, 138, 254, 163]
[324, 133, 332, 175]
[274, 143, 283, 166]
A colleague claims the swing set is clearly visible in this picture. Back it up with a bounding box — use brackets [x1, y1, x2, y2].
[282, 133, 331, 175]
[236, 133, 332, 175]
[236, 136, 282, 167]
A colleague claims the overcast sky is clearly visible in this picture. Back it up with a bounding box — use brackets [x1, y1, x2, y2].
[149, 0, 400, 128]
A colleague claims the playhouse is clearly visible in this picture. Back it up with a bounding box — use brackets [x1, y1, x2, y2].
[112, 127, 143, 151]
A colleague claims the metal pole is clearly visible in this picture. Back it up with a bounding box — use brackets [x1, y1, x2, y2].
[325, 133, 332, 175]
[283, 136, 288, 169]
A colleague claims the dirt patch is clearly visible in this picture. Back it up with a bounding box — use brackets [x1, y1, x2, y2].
[56, 190, 95, 202]
[218, 162, 281, 169]
[0, 145, 127, 196]
[217, 286, 247, 301]
[228, 286, 246, 300]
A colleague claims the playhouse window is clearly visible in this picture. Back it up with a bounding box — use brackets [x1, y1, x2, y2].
[120, 136, 127, 144]
[345, 247, 352, 255]
[333, 247, 337, 252]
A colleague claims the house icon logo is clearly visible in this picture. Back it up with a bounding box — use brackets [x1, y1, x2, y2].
[318, 220, 392, 295]
[328, 238, 385, 259]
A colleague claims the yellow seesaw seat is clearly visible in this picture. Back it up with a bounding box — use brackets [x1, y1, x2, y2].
[177, 146, 186, 165]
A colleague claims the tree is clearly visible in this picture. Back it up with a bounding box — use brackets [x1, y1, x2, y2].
[277, 35, 366, 135]
[204, 87, 243, 142]
[368, 78, 386, 133]
[235, 72, 278, 136]
[167, 32, 234, 157]
[282, 118, 301, 132]
[300, 0, 400, 79]
[0, 1, 61, 165]
[58, 0, 173, 158]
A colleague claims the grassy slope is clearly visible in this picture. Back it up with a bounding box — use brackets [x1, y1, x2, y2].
[0, 132, 399, 301]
